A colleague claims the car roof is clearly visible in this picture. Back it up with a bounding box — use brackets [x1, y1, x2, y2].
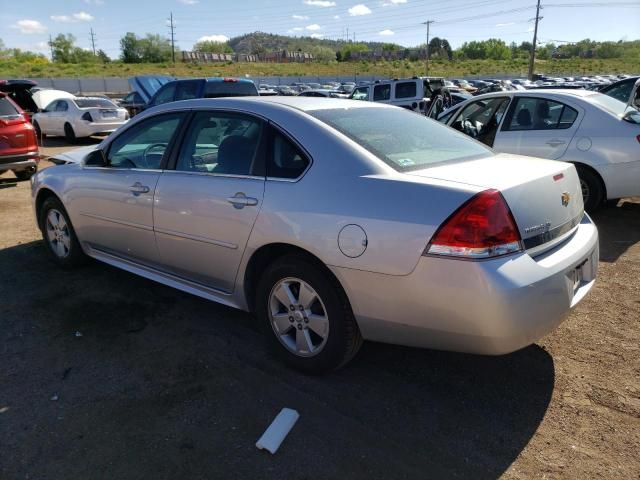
[472, 89, 600, 100]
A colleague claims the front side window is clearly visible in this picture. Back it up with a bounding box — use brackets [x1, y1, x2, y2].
[373, 84, 391, 101]
[395, 82, 417, 99]
[350, 87, 369, 101]
[152, 83, 176, 106]
[175, 111, 263, 175]
[107, 113, 185, 169]
[503, 97, 578, 131]
[310, 107, 491, 172]
[268, 132, 309, 179]
[452, 97, 511, 146]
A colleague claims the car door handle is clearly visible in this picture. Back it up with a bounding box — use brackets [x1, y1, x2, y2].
[546, 139, 566, 147]
[130, 182, 150, 194]
[226, 193, 258, 209]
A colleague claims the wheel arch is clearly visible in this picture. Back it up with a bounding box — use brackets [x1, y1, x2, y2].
[35, 187, 61, 224]
[567, 161, 608, 202]
[243, 242, 348, 314]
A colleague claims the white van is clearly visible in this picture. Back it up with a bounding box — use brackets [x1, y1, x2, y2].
[349, 77, 445, 112]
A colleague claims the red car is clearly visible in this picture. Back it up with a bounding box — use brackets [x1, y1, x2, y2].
[0, 92, 39, 180]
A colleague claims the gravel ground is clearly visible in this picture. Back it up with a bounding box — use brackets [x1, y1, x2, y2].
[1, 146, 639, 479]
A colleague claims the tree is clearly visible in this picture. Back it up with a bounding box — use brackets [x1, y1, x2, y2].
[96, 49, 111, 63]
[458, 40, 486, 59]
[193, 40, 233, 54]
[484, 38, 511, 60]
[120, 32, 141, 63]
[138, 34, 173, 62]
[49, 34, 75, 62]
[427, 37, 453, 60]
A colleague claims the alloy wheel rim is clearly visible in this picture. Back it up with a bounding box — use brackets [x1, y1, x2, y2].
[268, 277, 329, 357]
[46, 209, 71, 258]
[580, 178, 590, 206]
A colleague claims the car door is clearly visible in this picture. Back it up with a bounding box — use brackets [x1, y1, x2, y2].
[53, 99, 71, 134]
[153, 110, 266, 293]
[68, 112, 187, 265]
[37, 100, 60, 134]
[494, 96, 581, 159]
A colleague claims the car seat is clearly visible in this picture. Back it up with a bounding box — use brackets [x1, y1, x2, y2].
[215, 135, 256, 175]
[516, 109, 532, 128]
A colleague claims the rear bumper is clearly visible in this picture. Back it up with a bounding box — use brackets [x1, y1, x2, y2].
[74, 121, 127, 137]
[0, 151, 39, 171]
[332, 213, 599, 355]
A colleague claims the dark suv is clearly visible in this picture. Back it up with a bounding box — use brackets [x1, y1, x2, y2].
[145, 77, 259, 110]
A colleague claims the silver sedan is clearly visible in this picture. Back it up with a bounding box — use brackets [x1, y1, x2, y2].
[32, 97, 599, 373]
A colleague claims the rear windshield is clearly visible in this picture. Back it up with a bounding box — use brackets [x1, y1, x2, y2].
[310, 107, 492, 171]
[74, 98, 117, 108]
[0, 97, 20, 116]
[204, 81, 258, 98]
[588, 93, 629, 116]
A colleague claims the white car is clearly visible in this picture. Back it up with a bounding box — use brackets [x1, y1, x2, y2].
[32, 97, 129, 143]
[440, 89, 640, 210]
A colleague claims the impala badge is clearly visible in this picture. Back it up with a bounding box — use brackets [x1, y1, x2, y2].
[561, 192, 571, 207]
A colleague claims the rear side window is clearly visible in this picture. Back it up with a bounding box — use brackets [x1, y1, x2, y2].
[373, 84, 391, 101]
[602, 80, 634, 103]
[395, 82, 417, 99]
[268, 131, 309, 179]
[204, 81, 258, 98]
[152, 84, 176, 106]
[0, 97, 19, 116]
[175, 81, 201, 101]
[503, 97, 578, 131]
[55, 101, 69, 112]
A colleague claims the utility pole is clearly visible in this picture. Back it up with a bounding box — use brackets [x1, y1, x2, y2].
[48, 34, 54, 61]
[528, 0, 542, 81]
[89, 28, 97, 55]
[422, 20, 434, 77]
[168, 12, 176, 63]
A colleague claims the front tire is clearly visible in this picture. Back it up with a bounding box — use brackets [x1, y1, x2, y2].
[576, 166, 603, 212]
[64, 123, 77, 144]
[39, 196, 86, 268]
[256, 254, 363, 374]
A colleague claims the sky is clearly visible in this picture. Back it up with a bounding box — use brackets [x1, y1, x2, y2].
[1, 0, 639, 59]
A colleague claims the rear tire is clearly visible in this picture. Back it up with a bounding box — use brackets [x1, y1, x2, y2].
[14, 167, 36, 181]
[64, 123, 77, 144]
[256, 254, 363, 374]
[576, 166, 603, 212]
[39, 196, 87, 268]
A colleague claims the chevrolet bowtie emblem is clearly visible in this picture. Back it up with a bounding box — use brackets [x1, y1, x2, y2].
[561, 192, 571, 207]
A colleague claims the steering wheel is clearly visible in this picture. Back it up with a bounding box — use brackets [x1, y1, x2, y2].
[142, 143, 168, 169]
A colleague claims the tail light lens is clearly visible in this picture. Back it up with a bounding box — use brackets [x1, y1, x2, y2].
[81, 112, 93, 122]
[425, 189, 523, 259]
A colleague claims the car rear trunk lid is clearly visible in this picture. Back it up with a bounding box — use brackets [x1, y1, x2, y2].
[407, 153, 584, 253]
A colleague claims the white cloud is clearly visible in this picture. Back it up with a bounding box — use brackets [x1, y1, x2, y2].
[348, 4, 372, 16]
[310, 33, 324, 38]
[51, 12, 94, 23]
[178, 0, 199, 4]
[197, 34, 230, 43]
[527, 26, 534, 32]
[496, 22, 515, 27]
[306, 24, 322, 31]
[304, 0, 336, 7]
[83, 0, 104, 4]
[11, 19, 47, 34]
[292, 14, 310, 20]
[334, 14, 341, 19]
[34, 41, 50, 52]
[379, 29, 394, 36]
[287, 27, 305, 33]
[382, 0, 405, 4]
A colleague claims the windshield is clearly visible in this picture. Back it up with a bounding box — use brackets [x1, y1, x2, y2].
[310, 107, 492, 171]
[74, 98, 117, 108]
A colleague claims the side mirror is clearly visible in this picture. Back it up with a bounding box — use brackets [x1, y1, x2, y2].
[85, 149, 108, 167]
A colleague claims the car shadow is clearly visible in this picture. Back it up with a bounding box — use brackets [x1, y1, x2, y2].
[1, 240, 555, 479]
[37, 136, 104, 148]
[591, 199, 640, 262]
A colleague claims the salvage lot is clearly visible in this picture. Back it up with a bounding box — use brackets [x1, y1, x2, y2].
[1, 144, 639, 479]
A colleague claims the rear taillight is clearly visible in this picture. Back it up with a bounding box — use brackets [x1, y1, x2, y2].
[636, 134, 640, 144]
[82, 112, 93, 122]
[425, 189, 523, 259]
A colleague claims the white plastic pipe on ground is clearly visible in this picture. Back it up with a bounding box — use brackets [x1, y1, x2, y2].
[255, 408, 300, 454]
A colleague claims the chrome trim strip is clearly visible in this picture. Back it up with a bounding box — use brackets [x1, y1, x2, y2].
[524, 212, 584, 250]
[160, 170, 265, 181]
[79, 212, 153, 231]
[154, 227, 238, 249]
[82, 167, 164, 172]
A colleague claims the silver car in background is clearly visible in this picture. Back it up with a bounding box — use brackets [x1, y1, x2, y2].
[32, 97, 598, 373]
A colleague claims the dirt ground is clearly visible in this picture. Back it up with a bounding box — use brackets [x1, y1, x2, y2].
[1, 146, 639, 479]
